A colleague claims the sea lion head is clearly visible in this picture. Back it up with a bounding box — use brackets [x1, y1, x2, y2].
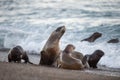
[93, 32, 102, 38]
[63, 44, 75, 53]
[50, 26, 66, 41]
[93, 50, 104, 57]
[88, 50, 104, 68]
[107, 38, 119, 43]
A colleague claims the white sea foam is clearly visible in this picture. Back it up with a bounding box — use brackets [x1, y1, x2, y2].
[0, 0, 120, 68]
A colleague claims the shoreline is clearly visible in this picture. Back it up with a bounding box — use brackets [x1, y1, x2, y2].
[0, 62, 120, 80]
[0, 50, 120, 80]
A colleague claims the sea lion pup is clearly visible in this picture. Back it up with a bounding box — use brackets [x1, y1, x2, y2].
[39, 26, 66, 66]
[107, 38, 119, 43]
[8, 45, 33, 64]
[59, 44, 87, 70]
[84, 50, 104, 68]
[56, 51, 89, 68]
[8, 46, 24, 63]
[81, 32, 102, 42]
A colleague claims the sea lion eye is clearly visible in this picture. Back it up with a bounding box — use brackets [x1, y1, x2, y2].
[55, 27, 62, 32]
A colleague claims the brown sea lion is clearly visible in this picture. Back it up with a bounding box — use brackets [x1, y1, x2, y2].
[57, 50, 89, 68]
[84, 50, 104, 68]
[8, 45, 33, 64]
[39, 26, 66, 66]
[8, 46, 23, 63]
[56, 51, 89, 68]
[81, 32, 102, 42]
[107, 38, 119, 43]
[59, 44, 88, 70]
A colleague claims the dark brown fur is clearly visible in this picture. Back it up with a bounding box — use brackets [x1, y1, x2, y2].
[40, 26, 66, 66]
[81, 32, 102, 42]
[8, 46, 23, 63]
[21, 51, 33, 64]
[85, 50, 104, 68]
[107, 38, 119, 43]
[8, 46, 33, 64]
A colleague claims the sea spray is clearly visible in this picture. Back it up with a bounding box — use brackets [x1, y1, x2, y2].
[0, 0, 120, 68]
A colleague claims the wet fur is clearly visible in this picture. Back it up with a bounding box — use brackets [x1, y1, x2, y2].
[107, 38, 119, 43]
[85, 50, 104, 68]
[8, 46, 33, 64]
[8, 46, 23, 63]
[81, 32, 102, 42]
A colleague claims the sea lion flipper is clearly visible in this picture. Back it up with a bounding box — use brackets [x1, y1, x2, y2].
[40, 50, 49, 65]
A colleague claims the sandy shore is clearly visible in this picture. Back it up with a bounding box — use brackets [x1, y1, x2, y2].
[0, 62, 120, 80]
[0, 50, 120, 80]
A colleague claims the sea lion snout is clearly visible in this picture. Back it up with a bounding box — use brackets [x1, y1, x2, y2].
[55, 26, 66, 32]
[55, 26, 66, 33]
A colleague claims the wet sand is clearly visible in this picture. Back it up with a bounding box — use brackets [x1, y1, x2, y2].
[0, 51, 120, 80]
[0, 62, 120, 80]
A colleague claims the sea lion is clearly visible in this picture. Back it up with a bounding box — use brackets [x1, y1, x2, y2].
[56, 50, 89, 68]
[8, 45, 33, 64]
[81, 32, 102, 42]
[84, 50, 104, 68]
[59, 44, 87, 70]
[107, 38, 119, 43]
[39, 26, 66, 66]
[8, 46, 23, 63]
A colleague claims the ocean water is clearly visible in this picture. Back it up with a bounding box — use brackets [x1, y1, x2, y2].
[0, 0, 120, 68]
